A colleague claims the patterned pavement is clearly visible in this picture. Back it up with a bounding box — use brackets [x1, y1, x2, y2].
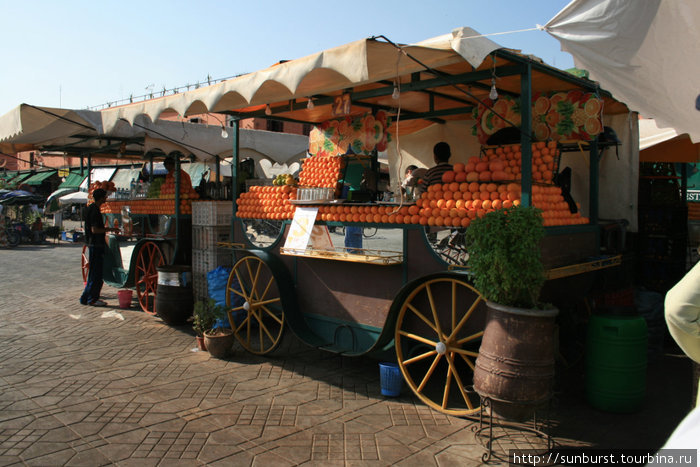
[0, 242, 695, 466]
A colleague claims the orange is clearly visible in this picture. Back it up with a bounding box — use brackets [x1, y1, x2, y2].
[453, 162, 465, 173]
[408, 205, 419, 216]
[411, 214, 421, 224]
[449, 182, 459, 192]
[460, 217, 471, 228]
[419, 216, 429, 226]
[443, 191, 454, 200]
[441, 171, 455, 183]
[373, 214, 382, 223]
[381, 215, 389, 223]
[452, 191, 463, 200]
[459, 182, 470, 192]
[445, 199, 456, 209]
[468, 182, 480, 193]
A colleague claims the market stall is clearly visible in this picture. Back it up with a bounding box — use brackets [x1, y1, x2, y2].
[0, 104, 309, 318]
[98, 27, 635, 416]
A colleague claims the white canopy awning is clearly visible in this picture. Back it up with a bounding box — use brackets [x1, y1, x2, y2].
[58, 190, 88, 205]
[79, 167, 116, 191]
[0, 104, 308, 164]
[99, 27, 502, 133]
[639, 118, 680, 151]
[545, 0, 700, 143]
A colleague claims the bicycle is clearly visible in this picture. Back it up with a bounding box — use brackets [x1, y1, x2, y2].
[1, 227, 20, 247]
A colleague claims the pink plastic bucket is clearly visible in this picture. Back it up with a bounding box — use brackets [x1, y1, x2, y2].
[118, 289, 133, 309]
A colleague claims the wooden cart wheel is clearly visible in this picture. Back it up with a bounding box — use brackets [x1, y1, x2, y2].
[226, 255, 285, 355]
[81, 244, 89, 283]
[134, 241, 165, 315]
[394, 274, 486, 416]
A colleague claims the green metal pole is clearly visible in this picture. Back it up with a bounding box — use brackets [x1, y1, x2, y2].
[589, 137, 599, 225]
[174, 154, 181, 265]
[232, 119, 240, 216]
[215, 155, 221, 199]
[520, 63, 532, 207]
[87, 155, 92, 188]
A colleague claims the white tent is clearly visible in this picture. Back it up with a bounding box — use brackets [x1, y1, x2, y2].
[58, 190, 88, 205]
[545, 0, 700, 143]
[0, 104, 308, 165]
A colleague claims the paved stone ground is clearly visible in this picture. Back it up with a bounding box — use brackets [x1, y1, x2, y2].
[0, 242, 696, 466]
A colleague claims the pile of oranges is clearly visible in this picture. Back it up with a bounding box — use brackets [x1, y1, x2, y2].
[310, 182, 586, 228]
[236, 185, 297, 220]
[443, 141, 560, 184]
[100, 199, 190, 215]
[298, 156, 345, 188]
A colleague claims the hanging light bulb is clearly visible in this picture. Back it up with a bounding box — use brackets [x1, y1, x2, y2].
[264, 104, 272, 115]
[392, 84, 400, 100]
[220, 126, 229, 138]
[306, 98, 314, 110]
[489, 78, 499, 100]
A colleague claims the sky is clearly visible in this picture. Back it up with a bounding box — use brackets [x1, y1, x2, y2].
[0, 0, 575, 116]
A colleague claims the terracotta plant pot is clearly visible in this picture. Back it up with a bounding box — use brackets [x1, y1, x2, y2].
[473, 301, 559, 421]
[204, 329, 234, 359]
[195, 336, 207, 351]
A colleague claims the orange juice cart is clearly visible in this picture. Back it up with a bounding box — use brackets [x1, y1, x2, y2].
[97, 30, 635, 415]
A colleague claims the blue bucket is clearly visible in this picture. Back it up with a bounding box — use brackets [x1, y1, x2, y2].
[379, 362, 402, 397]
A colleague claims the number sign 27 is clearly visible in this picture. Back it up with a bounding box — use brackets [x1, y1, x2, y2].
[332, 94, 351, 116]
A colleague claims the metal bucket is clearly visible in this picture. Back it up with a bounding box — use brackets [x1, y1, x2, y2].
[473, 301, 559, 421]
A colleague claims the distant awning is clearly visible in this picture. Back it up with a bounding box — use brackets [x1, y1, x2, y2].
[79, 167, 116, 191]
[58, 170, 87, 189]
[23, 170, 57, 186]
[13, 172, 35, 185]
[183, 162, 209, 188]
[110, 167, 141, 190]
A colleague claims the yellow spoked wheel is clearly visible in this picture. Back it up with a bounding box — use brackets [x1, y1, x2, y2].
[394, 274, 486, 416]
[226, 255, 285, 355]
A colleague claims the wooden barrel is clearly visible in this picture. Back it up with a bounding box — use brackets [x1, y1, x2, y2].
[155, 265, 194, 326]
[473, 301, 559, 421]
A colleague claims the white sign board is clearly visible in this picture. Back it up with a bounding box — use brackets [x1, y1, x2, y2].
[284, 207, 318, 252]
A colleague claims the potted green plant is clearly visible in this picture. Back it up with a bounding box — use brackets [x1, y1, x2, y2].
[193, 299, 234, 358]
[464, 205, 558, 421]
[192, 300, 215, 351]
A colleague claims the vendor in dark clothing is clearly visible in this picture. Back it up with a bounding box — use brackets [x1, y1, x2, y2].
[79, 188, 119, 307]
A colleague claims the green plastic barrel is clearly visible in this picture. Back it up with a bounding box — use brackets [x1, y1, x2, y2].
[586, 314, 648, 412]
